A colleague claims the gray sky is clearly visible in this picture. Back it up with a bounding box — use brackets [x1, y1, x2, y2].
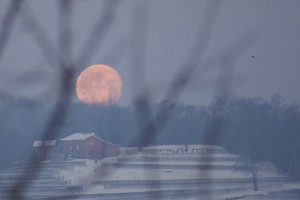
[0, 0, 300, 106]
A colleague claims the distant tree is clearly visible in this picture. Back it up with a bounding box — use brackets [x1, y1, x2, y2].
[236, 156, 258, 191]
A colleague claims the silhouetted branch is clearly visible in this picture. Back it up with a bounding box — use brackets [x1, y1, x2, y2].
[8, 1, 75, 197]
[8, 67, 75, 199]
[128, 1, 154, 148]
[20, 3, 59, 68]
[136, 0, 224, 147]
[203, 33, 257, 145]
[7, 0, 121, 198]
[0, 0, 23, 64]
[76, 0, 121, 70]
[198, 33, 256, 198]
[0, 1, 264, 199]
[58, 0, 72, 68]
[129, 1, 150, 97]
[164, 0, 223, 102]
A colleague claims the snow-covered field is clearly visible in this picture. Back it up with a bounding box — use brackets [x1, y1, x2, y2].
[0, 145, 299, 199]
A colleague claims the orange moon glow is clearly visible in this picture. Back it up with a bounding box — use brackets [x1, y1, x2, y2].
[76, 64, 122, 105]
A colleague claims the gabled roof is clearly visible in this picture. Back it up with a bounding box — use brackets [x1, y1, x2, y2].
[33, 140, 56, 147]
[61, 132, 103, 141]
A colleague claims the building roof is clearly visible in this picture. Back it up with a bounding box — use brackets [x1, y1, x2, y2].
[61, 132, 103, 141]
[142, 144, 223, 150]
[44, 140, 56, 146]
[33, 140, 56, 147]
[119, 145, 225, 152]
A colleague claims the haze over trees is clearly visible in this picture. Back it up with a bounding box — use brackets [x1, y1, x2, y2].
[0, 1, 299, 199]
[0, 93, 300, 178]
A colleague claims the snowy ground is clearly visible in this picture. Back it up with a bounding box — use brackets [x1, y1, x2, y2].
[1, 146, 300, 199]
[56, 154, 297, 200]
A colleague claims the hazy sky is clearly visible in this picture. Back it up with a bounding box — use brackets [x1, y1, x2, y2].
[0, 0, 299, 106]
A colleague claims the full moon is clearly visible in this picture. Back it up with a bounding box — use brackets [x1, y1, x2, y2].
[76, 64, 122, 105]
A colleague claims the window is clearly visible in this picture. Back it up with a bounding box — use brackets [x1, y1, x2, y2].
[76, 144, 79, 150]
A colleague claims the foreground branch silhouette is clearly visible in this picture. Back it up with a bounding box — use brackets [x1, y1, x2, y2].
[4, 1, 121, 199]
[0, 0, 261, 199]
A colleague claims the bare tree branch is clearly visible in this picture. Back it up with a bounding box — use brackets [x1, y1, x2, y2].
[7, 0, 122, 198]
[76, 0, 121, 70]
[7, 1, 75, 198]
[136, 0, 224, 147]
[164, 0, 223, 102]
[0, 0, 23, 64]
[129, 1, 154, 144]
[20, 3, 59, 68]
[8, 67, 75, 199]
[58, 0, 72, 68]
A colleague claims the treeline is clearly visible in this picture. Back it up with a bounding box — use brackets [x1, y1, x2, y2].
[207, 94, 300, 177]
[0, 94, 300, 177]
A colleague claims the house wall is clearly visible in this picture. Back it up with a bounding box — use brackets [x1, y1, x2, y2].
[34, 147, 44, 161]
[83, 137, 102, 159]
[62, 140, 84, 158]
[34, 147, 55, 161]
[105, 143, 119, 157]
[61, 136, 119, 159]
